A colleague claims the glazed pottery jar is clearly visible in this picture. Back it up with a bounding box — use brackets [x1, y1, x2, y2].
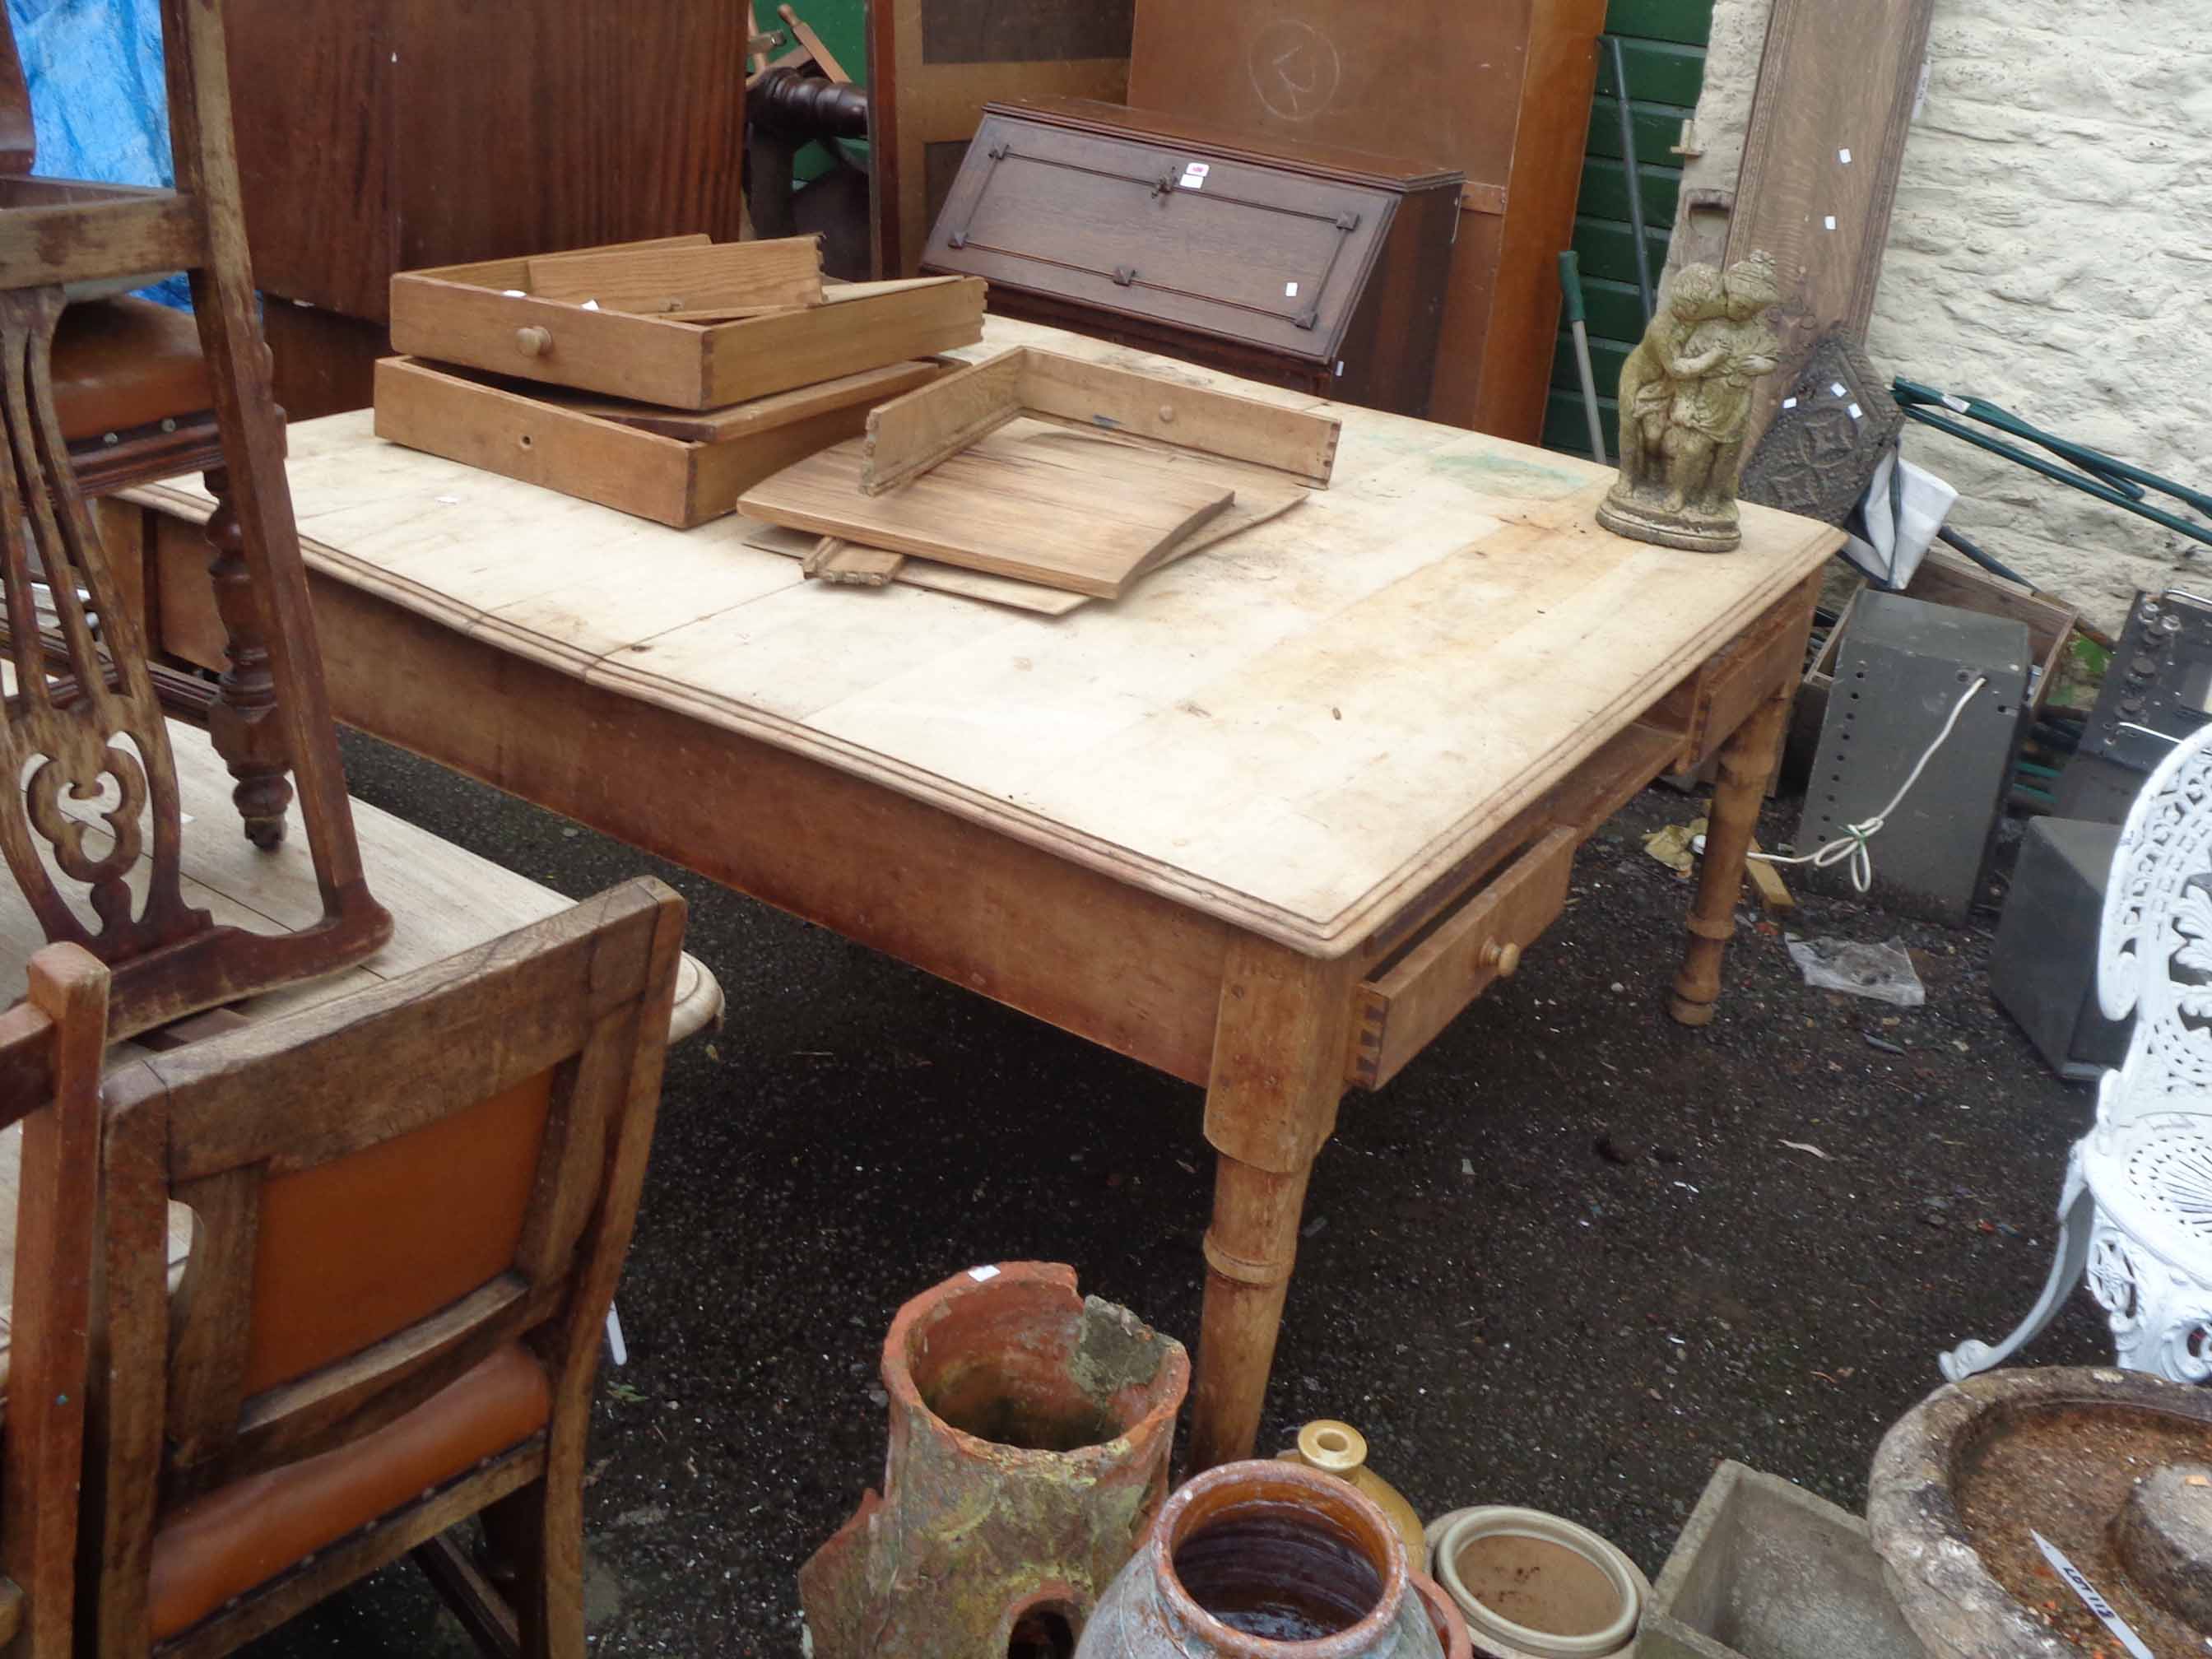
[1424, 1508, 1645, 1659]
[1076, 1458, 1445, 1657]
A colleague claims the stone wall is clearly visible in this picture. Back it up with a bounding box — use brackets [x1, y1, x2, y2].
[1681, 0, 2212, 627]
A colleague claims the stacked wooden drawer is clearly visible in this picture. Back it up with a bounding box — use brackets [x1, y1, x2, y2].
[374, 235, 985, 527]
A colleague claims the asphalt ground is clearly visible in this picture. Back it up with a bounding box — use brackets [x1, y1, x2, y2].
[237, 730, 2106, 1656]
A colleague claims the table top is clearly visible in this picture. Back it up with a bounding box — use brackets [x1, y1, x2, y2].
[146, 318, 1838, 957]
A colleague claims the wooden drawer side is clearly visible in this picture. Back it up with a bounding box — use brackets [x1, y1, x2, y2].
[1348, 825, 1579, 1090]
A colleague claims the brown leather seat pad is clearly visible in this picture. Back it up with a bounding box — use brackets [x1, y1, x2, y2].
[51, 295, 211, 441]
[148, 1342, 551, 1640]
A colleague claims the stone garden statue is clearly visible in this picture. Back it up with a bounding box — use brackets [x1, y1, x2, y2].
[1596, 253, 1783, 553]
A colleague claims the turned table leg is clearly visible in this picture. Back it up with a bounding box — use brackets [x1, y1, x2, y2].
[1189, 938, 1351, 1472]
[1670, 688, 1791, 1025]
[201, 467, 295, 848]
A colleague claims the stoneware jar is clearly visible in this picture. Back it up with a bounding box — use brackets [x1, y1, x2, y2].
[1424, 1508, 1646, 1659]
[1277, 1420, 1431, 1575]
[1076, 1459, 1447, 1657]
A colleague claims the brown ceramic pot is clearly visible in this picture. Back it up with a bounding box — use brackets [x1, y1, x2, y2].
[1075, 1459, 1447, 1657]
[799, 1262, 1189, 1658]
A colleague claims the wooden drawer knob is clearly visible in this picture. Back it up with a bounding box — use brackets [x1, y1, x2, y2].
[515, 326, 552, 358]
[1481, 939, 1521, 978]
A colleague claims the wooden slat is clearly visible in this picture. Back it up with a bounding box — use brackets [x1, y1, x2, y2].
[1017, 349, 1341, 486]
[861, 349, 1022, 494]
[803, 538, 906, 587]
[156, 887, 663, 1180]
[524, 236, 824, 312]
[163, 1165, 260, 1474]
[0, 193, 204, 290]
[552, 360, 939, 444]
[700, 276, 985, 407]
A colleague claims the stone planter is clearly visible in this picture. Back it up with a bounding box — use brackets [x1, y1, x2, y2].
[1870, 1366, 2212, 1659]
[1639, 1461, 1922, 1659]
[799, 1262, 1189, 1659]
[1425, 1507, 1645, 1658]
[1076, 1458, 1446, 1657]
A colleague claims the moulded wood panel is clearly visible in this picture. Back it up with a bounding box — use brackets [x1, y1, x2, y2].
[223, 0, 393, 318]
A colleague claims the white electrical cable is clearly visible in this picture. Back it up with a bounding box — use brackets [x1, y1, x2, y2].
[1751, 674, 1990, 894]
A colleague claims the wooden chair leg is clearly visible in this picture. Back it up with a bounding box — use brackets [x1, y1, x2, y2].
[199, 466, 294, 848]
[480, 1475, 584, 1659]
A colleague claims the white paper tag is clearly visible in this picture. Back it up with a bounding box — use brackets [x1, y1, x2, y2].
[1782, 397, 1798, 410]
[1824, 215, 1838, 230]
[1183, 162, 1209, 178]
[966, 1265, 1001, 1283]
[582, 299, 601, 311]
[1285, 281, 1299, 297]
[2031, 1531, 2154, 1659]
[502, 288, 527, 298]
[1335, 360, 1345, 377]
[1847, 402, 1863, 421]
[1179, 162, 1209, 190]
[1831, 382, 1849, 398]
[1838, 147, 1853, 165]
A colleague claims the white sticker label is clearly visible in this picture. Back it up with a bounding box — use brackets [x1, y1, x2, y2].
[1847, 402, 1863, 421]
[1942, 393, 1970, 414]
[1831, 382, 1849, 398]
[1285, 281, 1300, 297]
[1838, 147, 1853, 164]
[966, 1265, 1001, 1283]
[1183, 162, 1209, 177]
[582, 299, 602, 311]
[501, 288, 527, 298]
[2032, 1532, 2154, 1659]
[1824, 215, 1838, 230]
[1782, 397, 1799, 410]
[1335, 360, 1345, 377]
[1180, 162, 1209, 190]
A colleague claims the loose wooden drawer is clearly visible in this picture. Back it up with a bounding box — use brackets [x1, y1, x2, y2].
[1348, 826, 1579, 1090]
[372, 357, 930, 528]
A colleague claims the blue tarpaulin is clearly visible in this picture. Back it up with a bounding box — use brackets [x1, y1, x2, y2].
[9, 0, 187, 306]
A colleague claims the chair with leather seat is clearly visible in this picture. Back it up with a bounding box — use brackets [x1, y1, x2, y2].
[84, 878, 687, 1658]
[0, 941, 112, 1659]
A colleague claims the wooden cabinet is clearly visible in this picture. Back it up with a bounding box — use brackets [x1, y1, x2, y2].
[922, 99, 1460, 416]
[220, 0, 751, 419]
[1127, 0, 1607, 439]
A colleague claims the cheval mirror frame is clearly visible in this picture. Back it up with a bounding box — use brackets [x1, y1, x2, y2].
[0, 0, 388, 1041]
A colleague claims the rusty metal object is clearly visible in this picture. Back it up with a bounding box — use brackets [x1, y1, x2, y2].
[1076, 1458, 1445, 1657]
[798, 1262, 1188, 1659]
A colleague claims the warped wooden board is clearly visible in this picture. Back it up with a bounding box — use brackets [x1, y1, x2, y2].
[524, 235, 824, 312]
[133, 316, 1841, 955]
[741, 421, 1239, 597]
[741, 474, 1308, 614]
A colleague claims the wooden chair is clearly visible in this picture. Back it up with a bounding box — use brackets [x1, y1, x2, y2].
[0, 941, 111, 1658]
[0, 0, 390, 1043]
[83, 878, 686, 1658]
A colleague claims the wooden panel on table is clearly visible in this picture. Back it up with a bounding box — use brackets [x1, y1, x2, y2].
[1725, 0, 1936, 446]
[742, 423, 1235, 597]
[1127, 0, 1608, 439]
[870, 0, 1134, 276]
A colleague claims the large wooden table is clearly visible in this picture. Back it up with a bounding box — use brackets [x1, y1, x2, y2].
[114, 318, 1841, 1468]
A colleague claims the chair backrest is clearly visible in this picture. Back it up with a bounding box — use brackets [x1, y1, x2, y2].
[0, 12, 33, 179]
[87, 879, 684, 1582]
[2096, 719, 2212, 1117]
[0, 941, 109, 1659]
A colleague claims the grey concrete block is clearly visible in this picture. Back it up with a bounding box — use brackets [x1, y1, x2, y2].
[1637, 1462, 1925, 1658]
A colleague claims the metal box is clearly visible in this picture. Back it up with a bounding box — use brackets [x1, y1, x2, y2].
[2057, 586, 2212, 824]
[1796, 591, 2030, 922]
[1991, 816, 2131, 1081]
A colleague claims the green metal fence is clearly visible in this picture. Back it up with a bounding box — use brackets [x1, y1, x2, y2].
[1545, 0, 1714, 460]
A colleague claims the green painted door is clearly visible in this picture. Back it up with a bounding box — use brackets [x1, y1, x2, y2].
[1546, 0, 1714, 460]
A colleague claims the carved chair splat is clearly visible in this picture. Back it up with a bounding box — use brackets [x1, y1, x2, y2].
[0, 0, 388, 1039]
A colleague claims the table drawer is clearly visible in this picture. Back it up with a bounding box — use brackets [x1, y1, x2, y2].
[1348, 825, 1578, 1090]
